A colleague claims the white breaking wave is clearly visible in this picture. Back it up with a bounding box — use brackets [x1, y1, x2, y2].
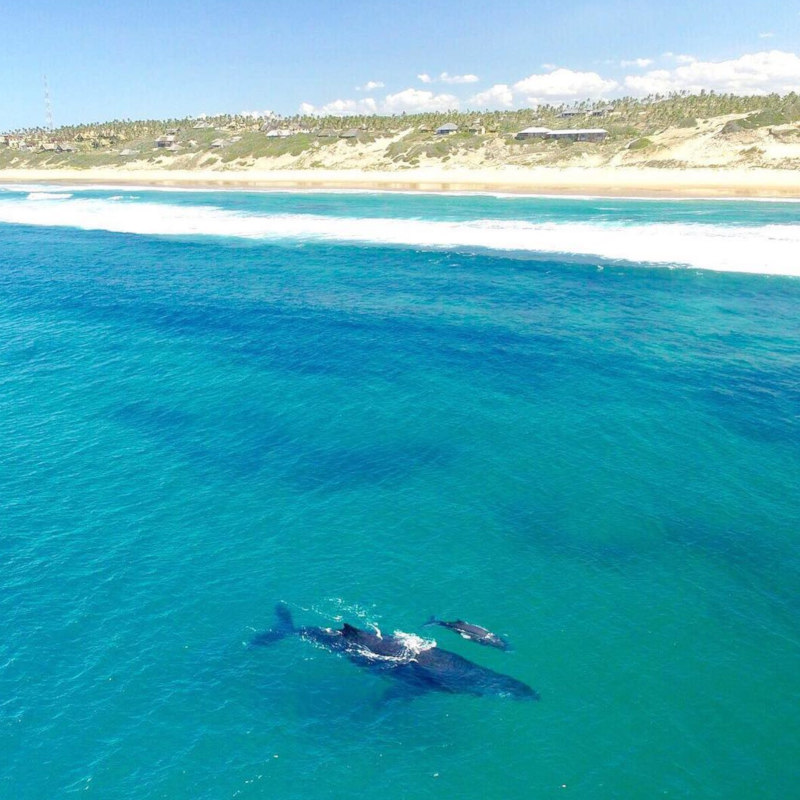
[0, 195, 798, 276]
[25, 192, 73, 201]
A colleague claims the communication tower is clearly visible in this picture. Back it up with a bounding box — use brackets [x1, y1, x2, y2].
[43, 75, 54, 132]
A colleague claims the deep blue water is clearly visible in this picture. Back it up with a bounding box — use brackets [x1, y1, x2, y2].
[1, 188, 799, 799]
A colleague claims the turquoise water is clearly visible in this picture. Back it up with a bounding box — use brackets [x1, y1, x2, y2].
[1, 188, 799, 799]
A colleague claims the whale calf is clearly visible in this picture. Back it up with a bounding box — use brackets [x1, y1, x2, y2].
[424, 617, 509, 650]
[252, 604, 538, 701]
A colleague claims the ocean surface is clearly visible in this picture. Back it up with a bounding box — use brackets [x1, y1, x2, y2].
[1, 186, 798, 799]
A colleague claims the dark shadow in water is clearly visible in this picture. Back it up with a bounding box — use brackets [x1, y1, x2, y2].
[661, 518, 800, 622]
[13, 234, 585, 388]
[111, 400, 196, 439]
[698, 378, 800, 445]
[503, 496, 800, 627]
[498, 501, 649, 571]
[108, 399, 451, 491]
[109, 400, 295, 479]
[662, 518, 760, 569]
[287, 441, 451, 492]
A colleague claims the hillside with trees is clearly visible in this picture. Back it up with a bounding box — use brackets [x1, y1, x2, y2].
[2, 93, 800, 172]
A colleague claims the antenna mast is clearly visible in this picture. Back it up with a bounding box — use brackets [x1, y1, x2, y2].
[43, 75, 54, 132]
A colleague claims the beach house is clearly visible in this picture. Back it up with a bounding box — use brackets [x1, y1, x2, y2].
[515, 127, 551, 140]
[435, 123, 458, 135]
[39, 141, 76, 153]
[2, 135, 27, 149]
[545, 128, 608, 142]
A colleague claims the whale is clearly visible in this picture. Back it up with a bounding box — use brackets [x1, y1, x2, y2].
[424, 617, 509, 650]
[251, 604, 539, 701]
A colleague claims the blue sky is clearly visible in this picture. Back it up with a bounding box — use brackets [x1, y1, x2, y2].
[2, 0, 800, 128]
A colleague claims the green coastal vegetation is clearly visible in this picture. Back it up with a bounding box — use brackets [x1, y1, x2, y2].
[2, 92, 800, 170]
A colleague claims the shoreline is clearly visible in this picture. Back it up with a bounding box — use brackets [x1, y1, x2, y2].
[2, 166, 800, 199]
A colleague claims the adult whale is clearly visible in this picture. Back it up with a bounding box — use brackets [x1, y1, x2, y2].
[252, 604, 539, 701]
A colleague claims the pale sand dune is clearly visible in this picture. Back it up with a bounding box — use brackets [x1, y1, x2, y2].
[1, 165, 799, 198]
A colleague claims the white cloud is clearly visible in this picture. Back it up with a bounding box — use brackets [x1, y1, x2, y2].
[624, 50, 800, 96]
[663, 53, 697, 65]
[301, 97, 378, 116]
[624, 70, 673, 95]
[302, 49, 800, 117]
[469, 83, 514, 108]
[620, 58, 654, 68]
[541, 63, 558, 70]
[383, 88, 460, 113]
[513, 68, 618, 103]
[417, 72, 479, 84]
[439, 72, 479, 84]
[759, 32, 775, 39]
[300, 88, 458, 116]
[356, 80, 385, 91]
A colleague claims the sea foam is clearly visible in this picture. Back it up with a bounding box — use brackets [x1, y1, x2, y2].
[25, 192, 74, 201]
[0, 194, 798, 276]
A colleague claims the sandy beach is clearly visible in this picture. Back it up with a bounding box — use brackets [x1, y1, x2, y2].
[2, 166, 800, 199]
